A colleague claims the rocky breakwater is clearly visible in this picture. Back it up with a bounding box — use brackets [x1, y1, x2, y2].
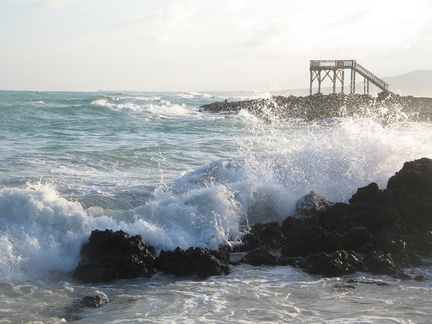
[200, 92, 432, 122]
[73, 158, 432, 284]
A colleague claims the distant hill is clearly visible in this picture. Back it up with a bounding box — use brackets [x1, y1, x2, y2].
[383, 70, 432, 97]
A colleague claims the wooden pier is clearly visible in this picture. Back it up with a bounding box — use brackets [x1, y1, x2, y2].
[310, 60, 389, 95]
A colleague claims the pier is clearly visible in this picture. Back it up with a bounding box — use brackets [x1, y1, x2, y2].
[310, 60, 389, 95]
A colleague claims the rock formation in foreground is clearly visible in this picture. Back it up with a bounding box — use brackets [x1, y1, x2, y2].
[73, 230, 230, 283]
[240, 158, 432, 278]
[73, 158, 432, 283]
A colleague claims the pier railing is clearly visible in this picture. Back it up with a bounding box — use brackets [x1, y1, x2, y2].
[309, 60, 389, 95]
[353, 62, 388, 91]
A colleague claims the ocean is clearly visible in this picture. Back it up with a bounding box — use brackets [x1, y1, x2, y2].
[1, 90, 432, 323]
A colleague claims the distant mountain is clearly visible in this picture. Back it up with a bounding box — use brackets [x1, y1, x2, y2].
[273, 70, 432, 98]
[383, 70, 432, 97]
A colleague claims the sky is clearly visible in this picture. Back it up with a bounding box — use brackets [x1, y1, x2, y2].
[1, 0, 432, 92]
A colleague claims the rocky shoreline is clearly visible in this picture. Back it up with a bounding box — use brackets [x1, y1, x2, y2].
[73, 157, 432, 284]
[200, 92, 432, 122]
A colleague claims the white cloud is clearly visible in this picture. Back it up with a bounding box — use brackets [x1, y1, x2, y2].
[13, 0, 76, 9]
[110, 0, 201, 43]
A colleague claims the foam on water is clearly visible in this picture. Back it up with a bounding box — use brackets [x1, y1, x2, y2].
[2, 114, 432, 283]
[2, 91, 432, 323]
[91, 97, 201, 120]
[0, 183, 119, 282]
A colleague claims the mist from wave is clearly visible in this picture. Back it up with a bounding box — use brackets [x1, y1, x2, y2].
[2, 101, 431, 283]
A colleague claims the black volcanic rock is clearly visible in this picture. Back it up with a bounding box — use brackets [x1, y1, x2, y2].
[239, 221, 284, 251]
[156, 247, 230, 278]
[238, 158, 432, 278]
[294, 191, 334, 217]
[73, 158, 432, 281]
[241, 248, 279, 266]
[302, 250, 362, 277]
[73, 229, 156, 283]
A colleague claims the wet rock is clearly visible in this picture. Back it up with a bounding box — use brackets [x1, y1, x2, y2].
[338, 226, 375, 253]
[387, 158, 432, 195]
[79, 295, 109, 308]
[240, 248, 278, 266]
[295, 191, 333, 217]
[72, 158, 432, 281]
[240, 221, 284, 251]
[387, 158, 432, 230]
[73, 229, 157, 283]
[200, 92, 432, 123]
[281, 216, 337, 257]
[238, 158, 432, 278]
[156, 247, 230, 278]
[349, 182, 386, 206]
[302, 250, 362, 277]
[64, 295, 109, 321]
[363, 252, 401, 275]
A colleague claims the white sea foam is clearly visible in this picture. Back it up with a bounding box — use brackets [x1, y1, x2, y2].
[0, 183, 123, 282]
[2, 114, 431, 283]
[177, 92, 214, 99]
[91, 98, 198, 118]
[91, 98, 142, 112]
[3, 90, 432, 323]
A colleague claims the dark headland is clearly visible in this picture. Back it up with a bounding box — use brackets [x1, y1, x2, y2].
[200, 91, 432, 122]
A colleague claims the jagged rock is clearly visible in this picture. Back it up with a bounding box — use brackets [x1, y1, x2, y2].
[338, 226, 375, 252]
[349, 182, 386, 206]
[240, 248, 278, 266]
[363, 252, 401, 275]
[302, 250, 362, 277]
[295, 191, 333, 216]
[156, 247, 230, 278]
[72, 158, 432, 280]
[281, 216, 337, 257]
[238, 158, 432, 277]
[73, 229, 157, 283]
[387, 158, 432, 194]
[239, 221, 284, 251]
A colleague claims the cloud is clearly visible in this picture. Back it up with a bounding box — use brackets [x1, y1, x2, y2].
[15, 0, 76, 9]
[111, 0, 201, 43]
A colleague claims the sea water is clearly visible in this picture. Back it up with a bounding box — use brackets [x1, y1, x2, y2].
[1, 90, 432, 323]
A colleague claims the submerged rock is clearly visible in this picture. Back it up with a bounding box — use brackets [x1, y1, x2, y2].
[63, 295, 109, 321]
[73, 229, 157, 283]
[78, 295, 109, 308]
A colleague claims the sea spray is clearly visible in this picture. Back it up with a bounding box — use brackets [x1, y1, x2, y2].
[1, 90, 432, 323]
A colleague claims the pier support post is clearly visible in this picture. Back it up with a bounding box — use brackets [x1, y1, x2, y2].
[350, 69, 356, 94]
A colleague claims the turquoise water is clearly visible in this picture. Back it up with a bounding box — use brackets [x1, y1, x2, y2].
[1, 90, 432, 323]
